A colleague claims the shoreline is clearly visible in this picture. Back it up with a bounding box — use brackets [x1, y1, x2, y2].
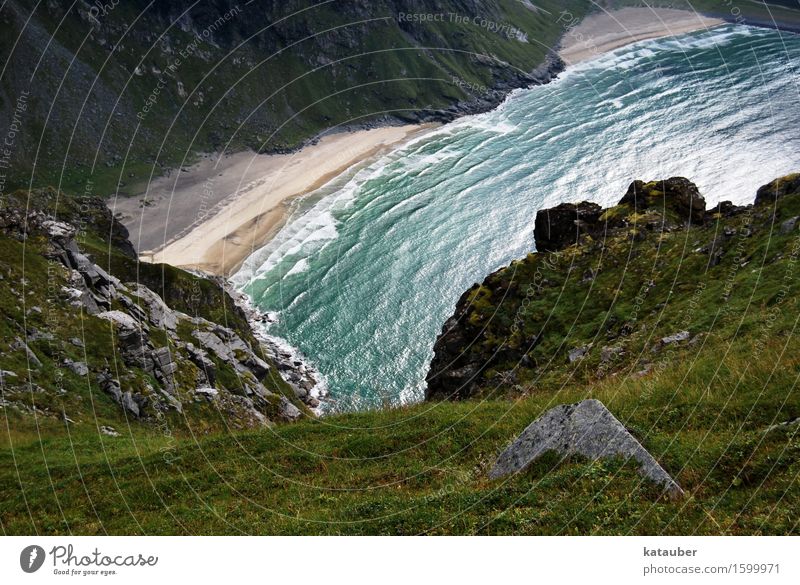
[123, 7, 740, 279]
[124, 123, 439, 276]
[558, 7, 726, 65]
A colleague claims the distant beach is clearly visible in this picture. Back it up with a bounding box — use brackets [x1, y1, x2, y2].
[120, 124, 437, 276]
[559, 7, 725, 64]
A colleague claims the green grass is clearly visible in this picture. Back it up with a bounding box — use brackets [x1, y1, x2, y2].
[2, 337, 798, 535]
[438, 187, 800, 401]
[3, 186, 800, 535]
[0, 188, 306, 432]
[8, 1, 798, 194]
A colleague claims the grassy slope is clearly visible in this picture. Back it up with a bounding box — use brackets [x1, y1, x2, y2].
[2, 351, 797, 535]
[434, 182, 800, 401]
[3, 182, 799, 535]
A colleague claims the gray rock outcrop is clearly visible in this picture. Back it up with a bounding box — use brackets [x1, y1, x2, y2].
[130, 284, 178, 330]
[568, 344, 591, 363]
[780, 216, 798, 234]
[12, 337, 42, 367]
[489, 399, 684, 498]
[0, 199, 312, 427]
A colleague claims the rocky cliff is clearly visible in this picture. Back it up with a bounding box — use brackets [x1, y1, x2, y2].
[0, 188, 318, 431]
[426, 173, 800, 401]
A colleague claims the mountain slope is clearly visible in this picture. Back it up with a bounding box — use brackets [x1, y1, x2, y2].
[1, 0, 590, 194]
[0, 188, 316, 432]
[2, 174, 799, 535]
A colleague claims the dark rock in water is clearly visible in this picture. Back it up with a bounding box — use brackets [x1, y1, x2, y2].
[619, 177, 706, 223]
[754, 173, 800, 206]
[489, 399, 684, 498]
[534, 201, 603, 253]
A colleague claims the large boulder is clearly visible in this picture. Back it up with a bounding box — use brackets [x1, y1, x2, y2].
[489, 399, 684, 498]
[619, 177, 705, 223]
[534, 201, 603, 253]
[96, 310, 140, 331]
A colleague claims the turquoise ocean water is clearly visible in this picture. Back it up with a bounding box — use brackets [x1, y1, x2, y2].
[232, 25, 800, 411]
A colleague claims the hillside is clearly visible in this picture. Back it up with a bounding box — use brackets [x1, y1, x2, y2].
[0, 0, 591, 194]
[3, 174, 799, 535]
[4, 0, 799, 199]
[426, 174, 800, 401]
[0, 188, 316, 433]
[610, 0, 800, 31]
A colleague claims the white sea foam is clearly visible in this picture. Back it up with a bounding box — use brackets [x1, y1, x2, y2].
[284, 258, 310, 277]
[234, 158, 397, 286]
[567, 24, 757, 76]
[229, 25, 800, 410]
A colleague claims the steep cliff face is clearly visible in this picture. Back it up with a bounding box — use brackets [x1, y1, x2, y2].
[426, 174, 800, 401]
[0, 188, 315, 430]
[1, 0, 587, 193]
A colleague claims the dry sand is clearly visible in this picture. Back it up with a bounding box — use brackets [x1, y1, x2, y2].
[559, 7, 725, 64]
[118, 124, 436, 276]
[120, 7, 728, 278]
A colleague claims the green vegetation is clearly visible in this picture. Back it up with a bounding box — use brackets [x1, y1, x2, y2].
[5, 1, 798, 195]
[3, 0, 592, 194]
[3, 179, 799, 534]
[0, 188, 306, 435]
[2, 343, 798, 535]
[429, 179, 800, 402]
[3, 0, 800, 535]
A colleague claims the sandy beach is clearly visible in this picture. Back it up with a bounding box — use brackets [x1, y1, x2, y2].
[559, 7, 725, 64]
[121, 7, 729, 278]
[119, 124, 436, 276]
